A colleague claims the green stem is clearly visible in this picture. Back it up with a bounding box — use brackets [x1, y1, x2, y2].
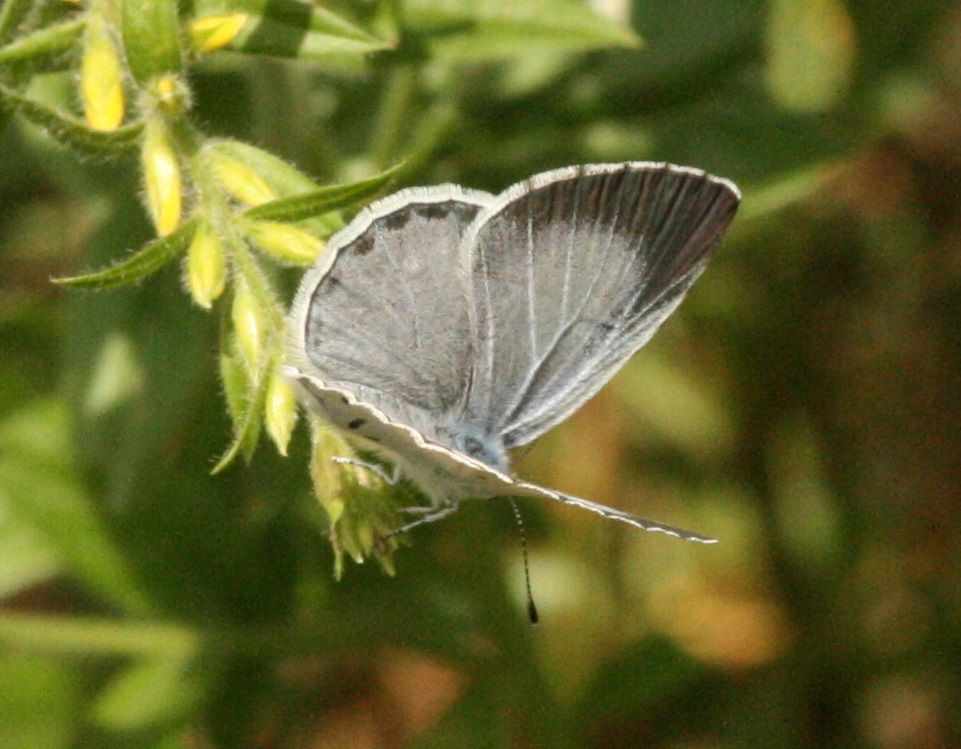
[0, 610, 411, 660]
[0, 611, 201, 658]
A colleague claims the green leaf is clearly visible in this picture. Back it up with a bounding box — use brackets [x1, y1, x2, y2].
[0, 19, 84, 65]
[0, 400, 150, 613]
[0, 655, 80, 749]
[0, 508, 61, 599]
[93, 656, 205, 731]
[578, 638, 706, 726]
[193, 0, 390, 59]
[211, 356, 268, 474]
[765, 0, 856, 112]
[121, 0, 183, 84]
[53, 218, 197, 290]
[0, 85, 143, 156]
[403, 0, 640, 59]
[739, 161, 838, 222]
[618, 0, 761, 88]
[244, 161, 406, 223]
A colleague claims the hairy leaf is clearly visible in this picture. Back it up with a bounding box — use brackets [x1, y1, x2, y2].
[244, 161, 405, 223]
[0, 85, 143, 155]
[194, 0, 389, 59]
[53, 218, 198, 289]
[404, 0, 639, 59]
[0, 19, 84, 64]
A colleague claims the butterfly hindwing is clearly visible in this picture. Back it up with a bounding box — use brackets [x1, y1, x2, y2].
[285, 368, 716, 542]
[287, 186, 493, 438]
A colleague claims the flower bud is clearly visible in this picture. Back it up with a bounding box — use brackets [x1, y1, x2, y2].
[151, 73, 189, 116]
[244, 220, 325, 266]
[189, 13, 248, 53]
[141, 117, 182, 236]
[265, 367, 298, 456]
[185, 222, 227, 308]
[81, 15, 124, 131]
[306, 421, 407, 576]
[231, 280, 266, 372]
[208, 151, 275, 206]
[310, 424, 349, 524]
[219, 349, 248, 424]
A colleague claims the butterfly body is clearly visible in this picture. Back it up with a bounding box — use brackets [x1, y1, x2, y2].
[287, 162, 740, 542]
[287, 373, 518, 502]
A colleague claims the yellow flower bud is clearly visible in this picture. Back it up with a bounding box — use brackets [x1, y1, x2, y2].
[219, 349, 248, 423]
[265, 367, 298, 456]
[141, 117, 182, 236]
[244, 220, 326, 266]
[81, 15, 124, 131]
[151, 74, 189, 116]
[339, 523, 365, 565]
[231, 280, 266, 371]
[310, 424, 349, 524]
[208, 152, 275, 206]
[185, 222, 227, 308]
[189, 13, 249, 53]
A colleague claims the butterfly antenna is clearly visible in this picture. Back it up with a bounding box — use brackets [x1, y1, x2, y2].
[509, 498, 539, 626]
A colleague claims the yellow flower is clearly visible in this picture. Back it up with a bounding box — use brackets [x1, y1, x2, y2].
[185, 222, 227, 308]
[265, 367, 298, 456]
[208, 151, 275, 206]
[81, 15, 124, 131]
[190, 13, 248, 53]
[141, 117, 182, 236]
[231, 280, 266, 372]
[244, 220, 326, 266]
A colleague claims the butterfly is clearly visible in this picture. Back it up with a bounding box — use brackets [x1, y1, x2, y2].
[285, 162, 740, 543]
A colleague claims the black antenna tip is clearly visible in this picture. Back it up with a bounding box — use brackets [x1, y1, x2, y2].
[527, 598, 540, 626]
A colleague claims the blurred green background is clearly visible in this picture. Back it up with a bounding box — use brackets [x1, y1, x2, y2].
[2, 0, 961, 746]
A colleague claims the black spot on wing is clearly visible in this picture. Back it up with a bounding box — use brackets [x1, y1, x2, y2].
[383, 210, 411, 231]
[348, 418, 366, 429]
[420, 202, 452, 220]
[351, 234, 376, 255]
[383, 200, 481, 230]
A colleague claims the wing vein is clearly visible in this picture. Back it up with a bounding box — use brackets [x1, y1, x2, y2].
[381, 239, 423, 353]
[495, 171, 623, 432]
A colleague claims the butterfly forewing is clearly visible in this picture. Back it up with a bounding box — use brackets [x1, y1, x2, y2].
[458, 163, 740, 449]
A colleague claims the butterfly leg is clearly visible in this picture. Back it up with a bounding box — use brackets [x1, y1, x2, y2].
[331, 457, 400, 485]
[386, 502, 460, 538]
[399, 506, 441, 515]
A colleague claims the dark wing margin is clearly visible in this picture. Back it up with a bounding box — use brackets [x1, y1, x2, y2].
[459, 162, 740, 448]
[287, 186, 494, 427]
